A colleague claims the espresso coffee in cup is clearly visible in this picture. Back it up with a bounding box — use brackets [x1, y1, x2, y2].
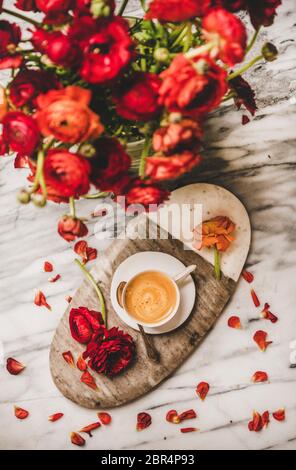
[123, 271, 178, 325]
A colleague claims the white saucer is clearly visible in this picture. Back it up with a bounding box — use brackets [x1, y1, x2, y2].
[110, 251, 196, 334]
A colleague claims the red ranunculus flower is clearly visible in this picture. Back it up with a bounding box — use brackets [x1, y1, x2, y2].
[123, 179, 170, 209]
[0, 20, 23, 70]
[70, 16, 133, 84]
[90, 137, 131, 190]
[83, 326, 135, 377]
[69, 306, 103, 344]
[229, 74, 257, 115]
[35, 0, 72, 13]
[31, 28, 51, 53]
[9, 69, 60, 107]
[15, 0, 38, 10]
[146, 151, 202, 181]
[43, 149, 91, 199]
[159, 53, 228, 117]
[2, 111, 40, 156]
[247, 0, 281, 29]
[113, 72, 162, 122]
[46, 33, 82, 68]
[58, 215, 88, 241]
[153, 118, 203, 154]
[202, 8, 247, 66]
[145, 0, 212, 22]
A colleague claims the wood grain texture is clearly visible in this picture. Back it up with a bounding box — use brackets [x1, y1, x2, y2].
[50, 216, 236, 409]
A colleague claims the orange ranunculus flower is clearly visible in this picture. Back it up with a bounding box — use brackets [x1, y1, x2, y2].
[0, 86, 8, 122]
[194, 216, 235, 252]
[34, 85, 104, 144]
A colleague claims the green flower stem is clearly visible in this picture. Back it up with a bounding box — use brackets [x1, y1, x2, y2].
[246, 27, 261, 55]
[30, 148, 46, 196]
[227, 55, 263, 80]
[75, 258, 107, 326]
[183, 23, 192, 53]
[83, 191, 110, 199]
[214, 246, 221, 280]
[2, 7, 41, 27]
[118, 0, 129, 16]
[69, 197, 76, 218]
[138, 136, 151, 178]
[171, 24, 189, 48]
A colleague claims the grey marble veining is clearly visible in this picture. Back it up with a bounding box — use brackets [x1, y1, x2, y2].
[0, 0, 295, 450]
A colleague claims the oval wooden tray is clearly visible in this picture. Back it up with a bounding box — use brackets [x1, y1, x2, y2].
[50, 184, 251, 408]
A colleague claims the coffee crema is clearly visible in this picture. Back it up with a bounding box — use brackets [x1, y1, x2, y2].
[124, 271, 177, 324]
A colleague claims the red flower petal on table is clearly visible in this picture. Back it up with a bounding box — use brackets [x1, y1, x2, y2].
[252, 371, 268, 383]
[80, 370, 97, 390]
[242, 115, 250, 125]
[14, 406, 29, 420]
[48, 274, 61, 283]
[98, 412, 112, 425]
[253, 330, 272, 352]
[80, 422, 101, 437]
[48, 413, 64, 422]
[76, 355, 87, 371]
[272, 408, 285, 421]
[34, 290, 51, 310]
[261, 303, 278, 323]
[227, 316, 241, 329]
[6, 357, 26, 375]
[62, 350, 75, 367]
[251, 288, 260, 307]
[249, 410, 262, 432]
[137, 412, 152, 431]
[14, 154, 29, 168]
[74, 240, 97, 264]
[166, 409, 181, 424]
[179, 409, 197, 421]
[44, 261, 53, 272]
[180, 427, 198, 433]
[196, 381, 210, 401]
[66, 296, 72, 303]
[262, 411, 270, 428]
[242, 270, 254, 283]
[70, 432, 85, 447]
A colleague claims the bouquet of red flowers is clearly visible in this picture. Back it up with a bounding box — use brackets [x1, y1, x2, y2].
[0, 0, 280, 241]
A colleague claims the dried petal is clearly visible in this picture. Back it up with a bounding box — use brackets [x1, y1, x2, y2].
[252, 371, 268, 383]
[14, 154, 29, 168]
[196, 381, 210, 401]
[80, 370, 97, 390]
[253, 330, 272, 352]
[48, 274, 61, 283]
[180, 427, 198, 433]
[14, 406, 29, 420]
[242, 115, 250, 125]
[76, 355, 87, 371]
[262, 410, 270, 428]
[66, 296, 72, 303]
[62, 350, 75, 367]
[34, 290, 51, 310]
[166, 409, 181, 424]
[227, 316, 241, 329]
[179, 409, 197, 421]
[6, 357, 26, 375]
[44, 261, 53, 272]
[48, 413, 64, 422]
[98, 412, 111, 425]
[74, 240, 97, 265]
[252, 410, 262, 432]
[272, 408, 285, 421]
[251, 288, 260, 307]
[137, 412, 152, 431]
[70, 432, 85, 447]
[248, 420, 254, 431]
[80, 422, 101, 436]
[242, 270, 254, 283]
[261, 303, 278, 323]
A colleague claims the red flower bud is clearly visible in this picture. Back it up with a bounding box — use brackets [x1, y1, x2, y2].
[46, 33, 82, 68]
[2, 111, 40, 156]
[69, 306, 103, 344]
[57, 215, 88, 242]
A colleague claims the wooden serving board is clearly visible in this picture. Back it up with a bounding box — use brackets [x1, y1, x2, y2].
[50, 184, 251, 409]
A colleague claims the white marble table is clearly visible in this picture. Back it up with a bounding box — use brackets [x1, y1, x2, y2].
[0, 0, 295, 450]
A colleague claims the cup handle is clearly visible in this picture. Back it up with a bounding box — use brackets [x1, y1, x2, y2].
[116, 281, 127, 308]
[173, 264, 196, 284]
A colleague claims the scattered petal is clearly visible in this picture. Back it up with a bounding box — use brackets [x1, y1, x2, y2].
[252, 371, 268, 383]
[66, 296, 72, 303]
[34, 290, 51, 310]
[6, 357, 26, 375]
[196, 381, 210, 401]
[242, 115, 250, 125]
[272, 408, 285, 421]
[44, 261, 53, 272]
[14, 154, 29, 169]
[180, 427, 198, 433]
[227, 316, 241, 329]
[166, 409, 180, 424]
[48, 413, 64, 422]
[70, 432, 85, 447]
[48, 274, 61, 283]
[62, 350, 75, 367]
[242, 270, 254, 283]
[261, 303, 278, 323]
[98, 412, 111, 425]
[76, 355, 87, 371]
[251, 288, 260, 307]
[80, 370, 97, 390]
[249, 410, 262, 432]
[74, 240, 97, 265]
[262, 410, 270, 428]
[14, 406, 29, 420]
[80, 422, 101, 437]
[137, 412, 152, 431]
[179, 409, 197, 421]
[253, 330, 272, 352]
